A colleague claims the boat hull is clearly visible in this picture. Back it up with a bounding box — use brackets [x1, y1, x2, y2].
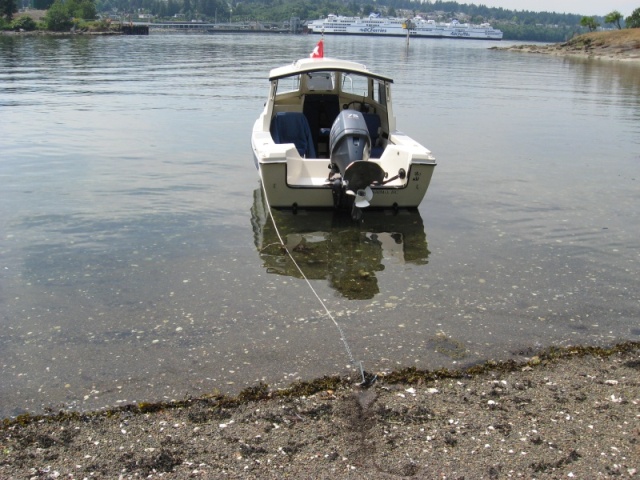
[254, 159, 435, 209]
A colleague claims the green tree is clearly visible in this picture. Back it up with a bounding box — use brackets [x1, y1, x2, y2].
[75, 0, 97, 19]
[579, 15, 599, 31]
[11, 14, 37, 30]
[44, 0, 73, 30]
[33, 0, 54, 9]
[604, 10, 623, 29]
[63, 0, 97, 19]
[167, 0, 180, 17]
[626, 7, 640, 28]
[0, 0, 17, 21]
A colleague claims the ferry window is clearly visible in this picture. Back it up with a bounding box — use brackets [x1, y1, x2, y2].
[276, 75, 301, 95]
[341, 73, 369, 97]
[306, 72, 334, 91]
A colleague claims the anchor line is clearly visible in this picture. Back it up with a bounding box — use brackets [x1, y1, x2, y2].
[257, 179, 366, 384]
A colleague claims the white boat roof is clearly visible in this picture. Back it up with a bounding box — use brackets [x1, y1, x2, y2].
[268, 57, 393, 83]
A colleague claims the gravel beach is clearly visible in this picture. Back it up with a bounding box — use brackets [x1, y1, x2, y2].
[2, 343, 638, 479]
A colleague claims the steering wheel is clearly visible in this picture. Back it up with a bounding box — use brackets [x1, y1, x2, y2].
[345, 101, 372, 113]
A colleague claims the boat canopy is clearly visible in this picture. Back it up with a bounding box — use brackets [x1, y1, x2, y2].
[268, 57, 393, 83]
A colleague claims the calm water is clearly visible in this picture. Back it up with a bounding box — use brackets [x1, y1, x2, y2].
[1, 33, 639, 418]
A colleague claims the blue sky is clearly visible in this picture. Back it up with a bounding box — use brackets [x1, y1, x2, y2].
[462, 1, 637, 17]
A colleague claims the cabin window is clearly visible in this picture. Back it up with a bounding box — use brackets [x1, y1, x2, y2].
[341, 73, 369, 97]
[306, 72, 334, 91]
[276, 75, 302, 95]
[374, 80, 387, 107]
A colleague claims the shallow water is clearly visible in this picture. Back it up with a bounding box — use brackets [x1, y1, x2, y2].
[1, 33, 639, 418]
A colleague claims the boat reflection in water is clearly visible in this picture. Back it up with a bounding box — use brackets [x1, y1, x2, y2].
[251, 187, 430, 300]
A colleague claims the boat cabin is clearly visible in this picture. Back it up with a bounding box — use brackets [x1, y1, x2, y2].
[263, 58, 396, 160]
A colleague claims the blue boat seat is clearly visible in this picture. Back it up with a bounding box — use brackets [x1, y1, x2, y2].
[270, 112, 317, 158]
[363, 113, 384, 158]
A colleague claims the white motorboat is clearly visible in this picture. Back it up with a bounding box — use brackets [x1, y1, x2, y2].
[251, 49, 437, 219]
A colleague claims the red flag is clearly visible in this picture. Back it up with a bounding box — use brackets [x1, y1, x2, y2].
[310, 39, 324, 58]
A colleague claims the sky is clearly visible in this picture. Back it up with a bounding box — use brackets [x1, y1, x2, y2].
[460, 0, 637, 17]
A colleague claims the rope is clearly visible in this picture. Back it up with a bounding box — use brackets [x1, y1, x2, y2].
[258, 180, 366, 384]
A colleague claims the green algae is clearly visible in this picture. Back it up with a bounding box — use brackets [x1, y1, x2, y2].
[237, 382, 270, 402]
[3, 341, 638, 430]
[273, 375, 345, 398]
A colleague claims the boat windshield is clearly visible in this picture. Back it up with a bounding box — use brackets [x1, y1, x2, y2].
[306, 72, 334, 91]
[276, 74, 302, 95]
[275, 72, 336, 95]
[341, 73, 369, 97]
[341, 73, 388, 108]
[274, 70, 387, 107]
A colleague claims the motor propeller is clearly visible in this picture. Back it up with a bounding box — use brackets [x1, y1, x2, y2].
[347, 186, 374, 208]
[327, 109, 386, 218]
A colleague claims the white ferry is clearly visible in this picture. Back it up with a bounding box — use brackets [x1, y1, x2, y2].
[307, 14, 503, 40]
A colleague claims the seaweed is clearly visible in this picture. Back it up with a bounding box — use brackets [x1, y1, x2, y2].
[2, 341, 638, 430]
[273, 375, 346, 398]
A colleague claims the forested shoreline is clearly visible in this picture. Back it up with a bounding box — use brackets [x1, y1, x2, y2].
[2, 0, 640, 43]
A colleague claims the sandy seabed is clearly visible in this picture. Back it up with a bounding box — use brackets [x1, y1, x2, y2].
[1, 344, 638, 479]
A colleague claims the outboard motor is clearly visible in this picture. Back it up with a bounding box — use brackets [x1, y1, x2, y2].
[330, 109, 371, 171]
[329, 110, 385, 219]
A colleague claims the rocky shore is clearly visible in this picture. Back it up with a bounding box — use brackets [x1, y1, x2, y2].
[1, 343, 638, 478]
[495, 29, 640, 62]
